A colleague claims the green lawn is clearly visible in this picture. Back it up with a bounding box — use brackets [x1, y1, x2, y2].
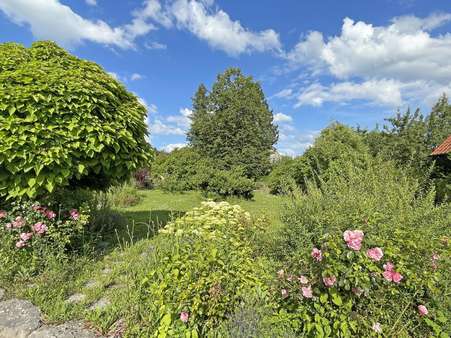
[116, 189, 288, 242]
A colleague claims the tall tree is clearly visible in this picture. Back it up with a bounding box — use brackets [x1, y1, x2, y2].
[188, 68, 278, 178]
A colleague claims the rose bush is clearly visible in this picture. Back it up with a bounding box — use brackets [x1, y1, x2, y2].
[0, 200, 89, 280]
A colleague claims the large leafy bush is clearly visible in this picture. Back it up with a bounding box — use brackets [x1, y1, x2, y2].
[133, 202, 270, 336]
[0, 41, 152, 200]
[276, 158, 450, 336]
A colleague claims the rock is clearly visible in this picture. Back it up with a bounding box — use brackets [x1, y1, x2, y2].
[0, 299, 41, 338]
[84, 280, 99, 289]
[89, 298, 110, 311]
[0, 289, 4, 301]
[29, 321, 100, 338]
[65, 293, 86, 304]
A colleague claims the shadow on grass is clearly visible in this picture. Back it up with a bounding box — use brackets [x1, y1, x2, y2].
[102, 209, 185, 249]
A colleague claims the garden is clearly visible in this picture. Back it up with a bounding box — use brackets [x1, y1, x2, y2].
[0, 41, 450, 337]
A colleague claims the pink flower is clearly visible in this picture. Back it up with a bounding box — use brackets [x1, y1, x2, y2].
[372, 322, 382, 333]
[392, 272, 403, 284]
[12, 216, 26, 228]
[0, 210, 7, 218]
[70, 209, 79, 220]
[45, 210, 56, 219]
[367, 247, 383, 261]
[311, 247, 322, 262]
[418, 305, 428, 316]
[20, 232, 33, 241]
[5, 223, 12, 229]
[33, 222, 47, 235]
[298, 275, 309, 284]
[343, 229, 364, 251]
[281, 289, 289, 298]
[432, 253, 439, 261]
[382, 262, 403, 283]
[323, 276, 336, 287]
[277, 269, 284, 278]
[383, 262, 394, 272]
[180, 311, 189, 323]
[301, 286, 313, 298]
[15, 240, 27, 248]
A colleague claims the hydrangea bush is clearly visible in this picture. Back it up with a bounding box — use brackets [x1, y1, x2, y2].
[0, 201, 89, 279]
[133, 202, 271, 337]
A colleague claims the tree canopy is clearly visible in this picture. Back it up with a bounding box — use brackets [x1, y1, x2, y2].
[0, 41, 153, 199]
[187, 68, 278, 178]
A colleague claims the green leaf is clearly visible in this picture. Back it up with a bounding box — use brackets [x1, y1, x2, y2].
[78, 164, 85, 174]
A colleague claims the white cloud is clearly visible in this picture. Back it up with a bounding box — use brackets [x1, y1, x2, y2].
[166, 108, 192, 129]
[161, 143, 187, 152]
[150, 119, 185, 135]
[145, 41, 167, 50]
[85, 0, 97, 6]
[277, 130, 319, 156]
[286, 13, 451, 107]
[274, 112, 293, 123]
[108, 72, 119, 81]
[131, 73, 144, 81]
[169, 0, 281, 55]
[273, 88, 294, 99]
[296, 79, 403, 107]
[0, 0, 145, 49]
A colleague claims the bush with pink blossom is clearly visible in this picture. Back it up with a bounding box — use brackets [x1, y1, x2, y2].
[0, 200, 89, 280]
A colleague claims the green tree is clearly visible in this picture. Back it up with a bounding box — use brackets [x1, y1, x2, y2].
[187, 68, 278, 178]
[0, 41, 153, 200]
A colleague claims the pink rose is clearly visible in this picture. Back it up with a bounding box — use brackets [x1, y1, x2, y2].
[20, 232, 33, 241]
[367, 247, 383, 261]
[391, 271, 403, 284]
[311, 247, 322, 262]
[298, 275, 309, 284]
[45, 210, 56, 219]
[281, 289, 289, 298]
[15, 240, 27, 248]
[383, 270, 394, 281]
[343, 229, 364, 251]
[33, 222, 47, 235]
[301, 286, 313, 298]
[372, 322, 382, 333]
[70, 209, 79, 220]
[180, 311, 189, 323]
[383, 262, 394, 272]
[323, 276, 336, 287]
[12, 216, 26, 228]
[418, 305, 428, 316]
[0, 210, 7, 218]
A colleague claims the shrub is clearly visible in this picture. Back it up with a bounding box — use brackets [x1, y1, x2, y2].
[195, 166, 256, 199]
[276, 157, 450, 336]
[266, 157, 298, 195]
[0, 200, 89, 280]
[0, 41, 152, 200]
[133, 168, 152, 189]
[107, 182, 141, 208]
[133, 202, 270, 336]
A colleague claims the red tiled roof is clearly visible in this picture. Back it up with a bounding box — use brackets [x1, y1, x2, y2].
[431, 135, 451, 155]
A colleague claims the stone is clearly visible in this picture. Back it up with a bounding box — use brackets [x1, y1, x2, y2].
[65, 293, 86, 304]
[0, 299, 41, 338]
[0, 289, 4, 301]
[89, 298, 110, 311]
[84, 280, 99, 289]
[29, 321, 100, 338]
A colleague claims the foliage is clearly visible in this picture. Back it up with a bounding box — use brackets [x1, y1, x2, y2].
[135, 202, 271, 336]
[107, 182, 142, 208]
[0, 200, 89, 280]
[187, 68, 278, 178]
[133, 168, 152, 189]
[194, 165, 256, 199]
[277, 157, 450, 336]
[152, 148, 255, 198]
[0, 41, 153, 200]
[266, 157, 298, 195]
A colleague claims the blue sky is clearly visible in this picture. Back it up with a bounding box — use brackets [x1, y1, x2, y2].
[1, 0, 451, 155]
